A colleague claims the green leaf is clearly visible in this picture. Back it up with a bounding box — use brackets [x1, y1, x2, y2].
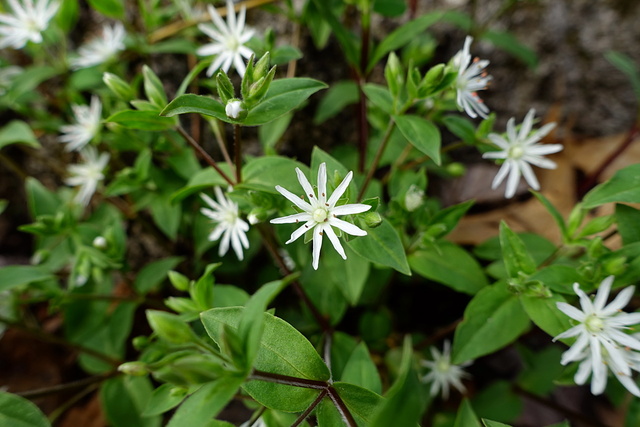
[0, 121, 40, 149]
[162, 79, 327, 126]
[134, 257, 183, 294]
[482, 420, 512, 427]
[259, 112, 293, 154]
[582, 164, 640, 208]
[241, 156, 309, 194]
[0, 265, 54, 292]
[0, 391, 51, 427]
[499, 221, 537, 278]
[347, 218, 411, 276]
[442, 115, 476, 144]
[454, 399, 482, 427]
[167, 376, 245, 427]
[394, 115, 441, 165]
[605, 51, 640, 99]
[87, 0, 124, 18]
[452, 282, 531, 364]
[334, 382, 385, 425]
[101, 376, 160, 427]
[531, 191, 567, 237]
[314, 80, 359, 124]
[368, 12, 443, 71]
[341, 342, 382, 394]
[25, 177, 60, 217]
[371, 337, 423, 427]
[516, 345, 564, 397]
[615, 204, 640, 245]
[142, 384, 186, 417]
[310, 0, 359, 67]
[428, 200, 475, 238]
[170, 165, 234, 202]
[201, 307, 330, 412]
[362, 83, 394, 114]
[409, 241, 488, 294]
[480, 31, 537, 68]
[520, 293, 573, 339]
[107, 110, 176, 131]
[471, 381, 521, 423]
[373, 0, 406, 17]
[316, 396, 344, 427]
[149, 193, 182, 239]
[146, 310, 197, 344]
[143, 65, 168, 108]
[528, 265, 583, 295]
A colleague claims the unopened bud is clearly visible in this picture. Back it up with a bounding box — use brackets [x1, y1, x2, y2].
[132, 336, 150, 350]
[92, 236, 107, 249]
[103, 72, 135, 101]
[168, 270, 190, 292]
[118, 361, 149, 376]
[225, 99, 246, 119]
[363, 212, 382, 228]
[248, 208, 268, 225]
[404, 185, 425, 212]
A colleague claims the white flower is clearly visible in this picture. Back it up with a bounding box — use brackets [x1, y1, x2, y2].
[270, 162, 371, 270]
[420, 340, 471, 399]
[554, 276, 640, 396]
[200, 186, 250, 261]
[70, 22, 126, 70]
[404, 184, 424, 212]
[0, 0, 59, 49]
[65, 146, 109, 207]
[225, 99, 244, 118]
[240, 417, 267, 427]
[482, 108, 562, 198]
[452, 36, 492, 119]
[59, 96, 102, 152]
[196, 0, 255, 77]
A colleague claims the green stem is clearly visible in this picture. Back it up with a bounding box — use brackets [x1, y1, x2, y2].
[327, 386, 357, 427]
[357, 119, 396, 200]
[48, 382, 101, 424]
[177, 125, 235, 186]
[17, 371, 118, 400]
[234, 124, 242, 183]
[249, 369, 327, 390]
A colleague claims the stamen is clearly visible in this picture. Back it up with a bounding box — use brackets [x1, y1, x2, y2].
[309, 194, 313, 198]
[322, 193, 325, 197]
[319, 231, 323, 236]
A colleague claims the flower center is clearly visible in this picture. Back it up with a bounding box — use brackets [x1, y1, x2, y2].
[223, 210, 238, 224]
[508, 145, 525, 159]
[585, 314, 604, 333]
[436, 359, 450, 373]
[226, 36, 239, 51]
[312, 207, 328, 223]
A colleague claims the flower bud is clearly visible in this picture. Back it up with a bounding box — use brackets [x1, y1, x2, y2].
[604, 256, 627, 276]
[404, 184, 425, 212]
[384, 52, 404, 98]
[132, 336, 150, 350]
[247, 207, 268, 225]
[216, 70, 235, 104]
[169, 387, 189, 398]
[92, 236, 108, 249]
[225, 99, 246, 119]
[103, 72, 135, 101]
[445, 162, 466, 177]
[118, 361, 149, 376]
[363, 212, 382, 228]
[146, 310, 196, 344]
[168, 270, 190, 292]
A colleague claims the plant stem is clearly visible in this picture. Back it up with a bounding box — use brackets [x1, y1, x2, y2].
[291, 389, 328, 427]
[256, 224, 333, 333]
[327, 386, 357, 427]
[209, 118, 234, 169]
[47, 382, 101, 424]
[17, 371, 118, 399]
[234, 124, 243, 183]
[356, 6, 371, 173]
[177, 125, 235, 186]
[0, 315, 122, 366]
[357, 119, 396, 200]
[578, 123, 640, 198]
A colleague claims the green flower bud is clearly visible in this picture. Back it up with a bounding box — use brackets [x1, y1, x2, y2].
[445, 162, 466, 177]
[567, 203, 585, 237]
[384, 52, 404, 98]
[363, 211, 382, 228]
[103, 72, 135, 101]
[253, 52, 271, 81]
[604, 256, 627, 276]
[132, 336, 150, 350]
[118, 361, 149, 376]
[248, 207, 268, 225]
[216, 70, 235, 104]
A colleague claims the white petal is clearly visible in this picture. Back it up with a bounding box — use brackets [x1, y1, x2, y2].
[519, 160, 540, 190]
[274, 185, 313, 212]
[312, 226, 323, 270]
[600, 284, 633, 316]
[556, 302, 586, 322]
[327, 171, 353, 207]
[270, 212, 311, 224]
[331, 203, 371, 216]
[317, 162, 327, 205]
[324, 225, 346, 260]
[285, 222, 314, 244]
[594, 275, 614, 311]
[295, 167, 317, 203]
[329, 217, 367, 236]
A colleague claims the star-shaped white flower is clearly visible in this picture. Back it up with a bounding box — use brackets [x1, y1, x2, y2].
[553, 276, 640, 396]
[200, 186, 250, 261]
[196, 0, 255, 77]
[452, 36, 492, 119]
[0, 0, 59, 49]
[65, 146, 109, 207]
[420, 340, 472, 399]
[482, 108, 562, 198]
[70, 22, 126, 70]
[270, 163, 371, 270]
[59, 96, 102, 152]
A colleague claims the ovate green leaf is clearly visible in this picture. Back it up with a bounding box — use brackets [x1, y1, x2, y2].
[0, 392, 50, 427]
[347, 218, 411, 276]
[582, 164, 640, 208]
[394, 115, 441, 165]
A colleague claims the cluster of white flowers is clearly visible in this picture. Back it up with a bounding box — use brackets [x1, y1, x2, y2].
[452, 37, 563, 199]
[0, 0, 59, 49]
[197, 0, 255, 77]
[70, 22, 126, 70]
[420, 340, 471, 399]
[554, 276, 640, 397]
[59, 96, 102, 152]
